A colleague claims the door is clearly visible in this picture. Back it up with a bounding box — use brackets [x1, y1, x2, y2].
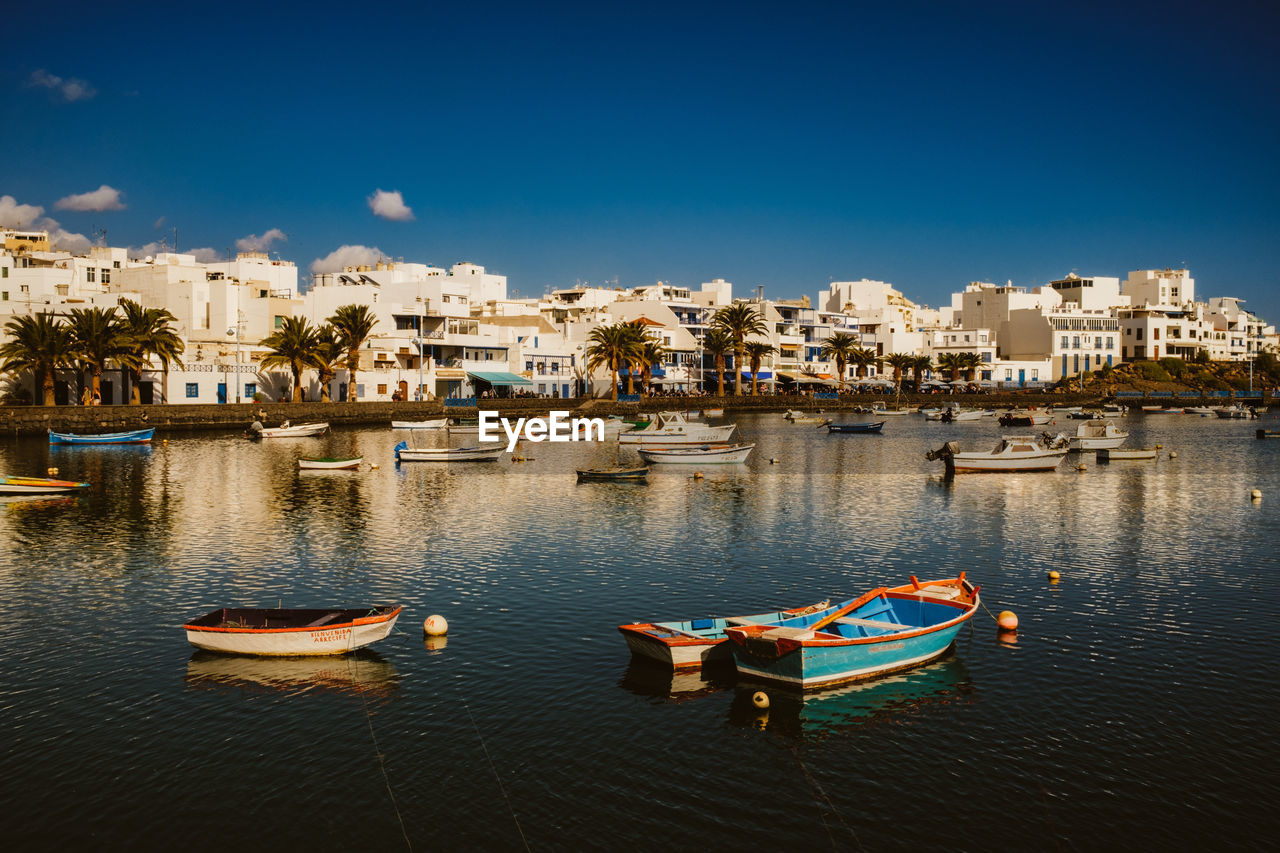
[101, 380, 113, 404]
[397, 380, 408, 401]
[1018, 369, 1025, 386]
[139, 382, 154, 404]
[217, 382, 227, 404]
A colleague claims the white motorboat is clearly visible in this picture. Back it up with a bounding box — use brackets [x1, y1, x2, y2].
[1215, 405, 1253, 419]
[1068, 421, 1128, 451]
[393, 441, 503, 462]
[1183, 406, 1217, 416]
[783, 409, 829, 424]
[391, 419, 449, 430]
[926, 434, 1069, 474]
[1100, 404, 1128, 417]
[249, 421, 329, 438]
[298, 456, 363, 470]
[636, 443, 756, 464]
[619, 411, 737, 444]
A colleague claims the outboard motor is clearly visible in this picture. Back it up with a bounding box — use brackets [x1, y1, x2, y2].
[394, 440, 407, 462]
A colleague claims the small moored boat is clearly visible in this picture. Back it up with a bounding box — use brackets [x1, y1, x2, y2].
[391, 419, 448, 430]
[298, 456, 363, 470]
[1068, 421, 1129, 451]
[248, 421, 329, 439]
[827, 421, 885, 434]
[0, 475, 90, 494]
[702, 408, 725, 418]
[393, 441, 503, 462]
[1097, 447, 1158, 461]
[783, 409, 830, 424]
[576, 466, 650, 482]
[724, 575, 980, 690]
[619, 599, 834, 669]
[183, 605, 402, 656]
[636, 443, 755, 464]
[49, 427, 154, 445]
[926, 434, 1069, 474]
[997, 410, 1054, 426]
[1257, 429, 1280, 440]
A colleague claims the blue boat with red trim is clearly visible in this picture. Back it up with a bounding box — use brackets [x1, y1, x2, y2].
[725, 574, 980, 690]
[49, 427, 155, 445]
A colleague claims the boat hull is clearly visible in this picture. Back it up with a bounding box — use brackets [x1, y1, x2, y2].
[1097, 448, 1158, 461]
[726, 578, 979, 690]
[637, 443, 754, 463]
[298, 456, 362, 470]
[620, 425, 737, 444]
[49, 428, 154, 445]
[0, 476, 90, 494]
[827, 421, 885, 434]
[392, 419, 448, 429]
[949, 452, 1065, 472]
[395, 444, 504, 462]
[183, 606, 402, 656]
[258, 423, 329, 438]
[577, 467, 649, 481]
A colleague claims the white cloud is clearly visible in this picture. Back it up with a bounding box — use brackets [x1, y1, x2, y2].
[129, 242, 221, 263]
[189, 247, 221, 263]
[368, 189, 414, 221]
[311, 244, 385, 273]
[28, 69, 97, 102]
[235, 228, 287, 252]
[0, 194, 46, 226]
[55, 185, 125, 212]
[0, 195, 92, 252]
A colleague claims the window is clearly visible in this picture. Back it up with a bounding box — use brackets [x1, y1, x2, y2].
[442, 295, 451, 303]
[245, 383, 256, 398]
[459, 297, 467, 304]
[113, 261, 120, 269]
[1153, 328, 1160, 340]
[525, 361, 533, 371]
[1106, 337, 1113, 349]
[274, 316, 285, 329]
[86, 268, 96, 282]
[101, 269, 110, 284]
[1005, 369, 1013, 380]
[1, 267, 7, 278]
[1136, 328, 1144, 340]
[1, 292, 6, 301]
[377, 384, 388, 395]
[1031, 370, 1039, 380]
[185, 383, 199, 398]
[1061, 336, 1069, 348]
[1073, 336, 1080, 349]
[1095, 337, 1102, 349]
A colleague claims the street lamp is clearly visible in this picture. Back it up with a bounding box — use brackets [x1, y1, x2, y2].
[226, 309, 245, 403]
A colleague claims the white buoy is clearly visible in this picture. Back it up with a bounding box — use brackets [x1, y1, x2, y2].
[1169, 451, 1178, 459]
[370, 463, 380, 470]
[693, 471, 704, 480]
[47, 467, 58, 476]
[423, 614, 449, 636]
[1251, 489, 1262, 500]
[752, 691, 770, 709]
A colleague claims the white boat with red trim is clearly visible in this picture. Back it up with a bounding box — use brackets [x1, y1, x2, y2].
[619, 411, 737, 445]
[636, 443, 755, 464]
[618, 599, 833, 669]
[0, 475, 90, 494]
[724, 575, 980, 690]
[183, 605, 403, 656]
[248, 421, 329, 438]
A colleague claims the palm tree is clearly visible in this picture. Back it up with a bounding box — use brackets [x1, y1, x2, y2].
[312, 324, 346, 403]
[118, 299, 185, 404]
[819, 332, 862, 391]
[711, 303, 767, 395]
[67, 306, 127, 402]
[958, 351, 984, 382]
[0, 312, 75, 405]
[849, 346, 880, 380]
[910, 355, 933, 387]
[260, 316, 320, 402]
[744, 341, 776, 395]
[702, 327, 734, 397]
[636, 336, 667, 398]
[936, 352, 965, 382]
[883, 353, 916, 388]
[328, 304, 378, 403]
[584, 322, 642, 401]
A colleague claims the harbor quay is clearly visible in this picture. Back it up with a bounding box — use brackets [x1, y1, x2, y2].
[0, 391, 1159, 438]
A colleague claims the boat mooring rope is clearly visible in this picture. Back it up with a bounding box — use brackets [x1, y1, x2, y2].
[359, 689, 413, 851]
[459, 690, 532, 852]
[786, 741, 861, 850]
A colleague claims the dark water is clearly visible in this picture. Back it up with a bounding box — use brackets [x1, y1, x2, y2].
[2, 411, 1278, 851]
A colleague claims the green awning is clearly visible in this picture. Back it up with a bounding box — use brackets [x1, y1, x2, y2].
[467, 371, 534, 387]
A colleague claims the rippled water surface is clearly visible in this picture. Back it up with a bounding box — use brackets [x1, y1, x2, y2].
[3, 411, 1279, 850]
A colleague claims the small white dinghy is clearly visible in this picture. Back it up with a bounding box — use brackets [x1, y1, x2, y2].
[391, 419, 448, 430]
[183, 605, 402, 655]
[394, 441, 503, 462]
[637, 443, 755, 464]
[298, 456, 363, 470]
[249, 421, 330, 438]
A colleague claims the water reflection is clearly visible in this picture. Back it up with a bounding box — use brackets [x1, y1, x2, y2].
[726, 656, 974, 737]
[618, 658, 736, 702]
[184, 649, 399, 697]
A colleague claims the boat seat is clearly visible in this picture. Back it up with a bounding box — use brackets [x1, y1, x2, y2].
[834, 617, 908, 631]
[762, 626, 815, 640]
[306, 612, 345, 627]
[648, 625, 705, 639]
[917, 586, 961, 600]
[724, 617, 761, 627]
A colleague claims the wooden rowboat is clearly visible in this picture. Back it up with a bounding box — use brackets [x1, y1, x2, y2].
[636, 443, 755, 464]
[725, 575, 980, 690]
[298, 456, 363, 470]
[619, 599, 833, 669]
[49, 427, 154, 445]
[393, 441, 503, 462]
[576, 466, 650, 481]
[391, 419, 448, 430]
[827, 421, 885, 434]
[183, 605, 403, 656]
[0, 475, 90, 494]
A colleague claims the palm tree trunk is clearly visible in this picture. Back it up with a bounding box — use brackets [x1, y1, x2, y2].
[292, 367, 303, 402]
[348, 350, 359, 402]
[610, 368, 619, 401]
[752, 371, 759, 395]
[130, 368, 141, 404]
[41, 367, 55, 406]
[734, 347, 744, 395]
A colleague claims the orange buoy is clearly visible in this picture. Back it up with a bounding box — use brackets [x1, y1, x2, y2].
[1048, 570, 1060, 581]
[997, 610, 1019, 631]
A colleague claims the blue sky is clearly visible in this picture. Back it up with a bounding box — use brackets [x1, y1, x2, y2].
[3, 0, 1278, 320]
